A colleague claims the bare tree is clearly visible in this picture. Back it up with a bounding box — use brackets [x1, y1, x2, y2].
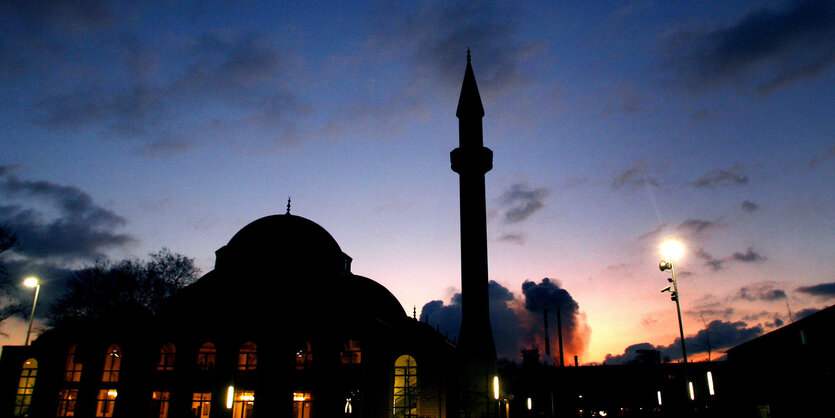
[0, 226, 24, 334]
[48, 248, 199, 326]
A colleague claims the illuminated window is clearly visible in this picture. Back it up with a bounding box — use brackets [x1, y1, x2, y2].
[150, 391, 170, 418]
[339, 340, 361, 364]
[64, 345, 83, 382]
[13, 358, 37, 416]
[192, 392, 212, 418]
[292, 392, 312, 418]
[237, 342, 257, 371]
[197, 343, 216, 371]
[295, 341, 313, 370]
[393, 355, 418, 417]
[57, 389, 78, 417]
[232, 390, 255, 418]
[157, 343, 176, 371]
[101, 345, 121, 382]
[95, 389, 117, 417]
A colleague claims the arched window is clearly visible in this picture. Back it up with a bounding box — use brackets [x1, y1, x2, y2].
[13, 358, 37, 416]
[237, 342, 257, 371]
[101, 345, 121, 383]
[157, 343, 176, 371]
[197, 342, 216, 371]
[295, 341, 313, 370]
[64, 345, 82, 382]
[339, 339, 361, 364]
[393, 355, 418, 418]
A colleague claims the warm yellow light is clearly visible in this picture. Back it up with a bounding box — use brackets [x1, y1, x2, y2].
[688, 381, 695, 401]
[493, 376, 499, 400]
[226, 386, 234, 409]
[238, 393, 255, 402]
[527, 397, 532, 410]
[660, 239, 684, 261]
[23, 277, 39, 288]
[707, 371, 715, 396]
[657, 390, 662, 406]
[293, 392, 309, 402]
[107, 390, 118, 398]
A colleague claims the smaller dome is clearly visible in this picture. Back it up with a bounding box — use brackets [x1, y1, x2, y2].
[216, 214, 345, 273]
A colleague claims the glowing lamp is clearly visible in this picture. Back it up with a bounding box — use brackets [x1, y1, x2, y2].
[707, 371, 715, 396]
[493, 376, 499, 400]
[226, 386, 234, 409]
[660, 239, 684, 262]
[527, 397, 532, 410]
[23, 277, 39, 288]
[688, 381, 695, 401]
[657, 390, 662, 406]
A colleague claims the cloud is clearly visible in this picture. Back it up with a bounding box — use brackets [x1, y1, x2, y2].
[741, 200, 760, 213]
[732, 247, 767, 263]
[735, 282, 786, 301]
[796, 282, 835, 298]
[795, 307, 821, 319]
[419, 278, 589, 363]
[0, 169, 135, 262]
[662, 0, 835, 93]
[604, 319, 763, 364]
[611, 166, 660, 190]
[420, 281, 525, 360]
[689, 163, 749, 188]
[696, 248, 726, 271]
[25, 30, 310, 155]
[677, 219, 722, 237]
[499, 183, 549, 224]
[497, 233, 526, 245]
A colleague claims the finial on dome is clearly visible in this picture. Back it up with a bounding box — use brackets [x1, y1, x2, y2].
[286, 197, 291, 215]
[466, 47, 471, 63]
[413, 306, 417, 320]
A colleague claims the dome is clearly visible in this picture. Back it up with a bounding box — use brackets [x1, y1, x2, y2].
[215, 214, 345, 272]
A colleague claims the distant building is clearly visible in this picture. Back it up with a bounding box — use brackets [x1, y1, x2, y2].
[725, 304, 835, 418]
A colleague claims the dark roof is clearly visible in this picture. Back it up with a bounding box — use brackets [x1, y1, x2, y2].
[215, 214, 344, 273]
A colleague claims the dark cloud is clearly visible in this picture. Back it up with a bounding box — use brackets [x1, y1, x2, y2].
[420, 278, 588, 363]
[677, 219, 722, 236]
[419, 281, 524, 360]
[611, 166, 660, 190]
[0, 170, 135, 262]
[795, 307, 821, 319]
[796, 282, 835, 298]
[637, 223, 668, 241]
[696, 248, 726, 271]
[662, 0, 835, 93]
[387, 1, 541, 95]
[499, 183, 548, 224]
[732, 247, 767, 263]
[741, 200, 760, 213]
[604, 320, 763, 364]
[735, 282, 786, 301]
[26, 30, 310, 155]
[689, 164, 749, 188]
[497, 233, 526, 245]
[765, 317, 785, 328]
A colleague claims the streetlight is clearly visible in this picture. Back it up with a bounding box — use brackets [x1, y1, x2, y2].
[23, 277, 41, 346]
[658, 239, 691, 401]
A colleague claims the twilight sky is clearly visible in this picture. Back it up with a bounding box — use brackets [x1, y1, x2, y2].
[1, 0, 834, 364]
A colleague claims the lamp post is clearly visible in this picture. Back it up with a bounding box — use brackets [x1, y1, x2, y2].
[23, 277, 41, 346]
[658, 240, 691, 402]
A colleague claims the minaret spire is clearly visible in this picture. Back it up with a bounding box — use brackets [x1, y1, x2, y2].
[286, 197, 292, 215]
[450, 49, 497, 417]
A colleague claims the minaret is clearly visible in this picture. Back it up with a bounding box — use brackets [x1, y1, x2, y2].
[451, 50, 498, 416]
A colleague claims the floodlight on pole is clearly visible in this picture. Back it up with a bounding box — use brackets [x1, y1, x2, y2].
[658, 239, 690, 402]
[23, 277, 41, 346]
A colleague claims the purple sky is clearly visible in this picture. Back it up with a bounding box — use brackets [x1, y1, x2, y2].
[2, 0, 834, 363]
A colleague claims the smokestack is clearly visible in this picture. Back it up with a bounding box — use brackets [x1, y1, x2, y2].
[543, 308, 551, 356]
[557, 308, 565, 367]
